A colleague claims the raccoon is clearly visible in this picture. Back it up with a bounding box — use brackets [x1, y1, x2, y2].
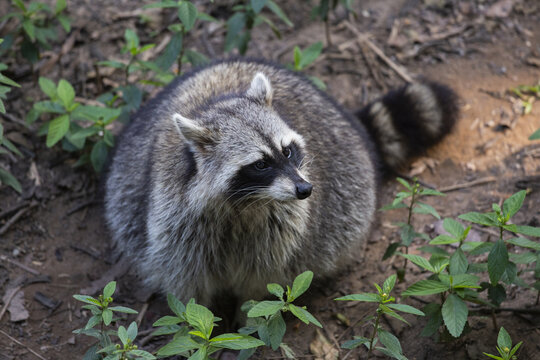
[105, 59, 458, 306]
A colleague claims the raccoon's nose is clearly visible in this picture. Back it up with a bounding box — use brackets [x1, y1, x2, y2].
[296, 181, 313, 200]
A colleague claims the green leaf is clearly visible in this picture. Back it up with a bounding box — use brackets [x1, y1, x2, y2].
[399, 224, 415, 246]
[444, 274, 481, 289]
[443, 218, 464, 238]
[414, 202, 440, 219]
[341, 336, 370, 349]
[506, 237, 540, 250]
[157, 336, 199, 356]
[266, 1, 293, 27]
[293, 46, 301, 70]
[335, 293, 379, 302]
[419, 188, 445, 196]
[247, 300, 284, 317]
[167, 293, 186, 318]
[184, 49, 209, 67]
[459, 212, 498, 226]
[129, 350, 155, 359]
[288, 304, 322, 327]
[178, 1, 198, 31]
[0, 168, 21, 193]
[514, 225, 540, 237]
[266, 311, 285, 350]
[377, 329, 402, 355]
[497, 327, 512, 350]
[151, 324, 182, 336]
[38, 76, 57, 100]
[13, 0, 27, 12]
[108, 306, 137, 314]
[153, 315, 182, 326]
[98, 60, 126, 69]
[34, 100, 65, 114]
[449, 248, 468, 275]
[382, 242, 400, 260]
[57, 79, 75, 109]
[250, 0, 268, 13]
[421, 303, 442, 337]
[267, 283, 284, 299]
[73, 294, 101, 306]
[103, 281, 116, 298]
[84, 314, 102, 330]
[210, 333, 265, 350]
[386, 303, 425, 316]
[399, 254, 435, 272]
[488, 239, 509, 284]
[396, 177, 412, 190]
[46, 114, 70, 147]
[90, 140, 108, 172]
[402, 280, 450, 296]
[509, 251, 537, 264]
[298, 42, 323, 69]
[441, 294, 468, 338]
[430, 234, 459, 245]
[189, 347, 206, 360]
[22, 20, 36, 42]
[530, 128, 540, 140]
[118, 326, 128, 345]
[186, 303, 214, 338]
[0, 73, 19, 88]
[70, 126, 99, 140]
[102, 308, 113, 326]
[289, 270, 313, 300]
[308, 76, 326, 91]
[383, 274, 397, 294]
[56, 0, 67, 13]
[502, 190, 526, 219]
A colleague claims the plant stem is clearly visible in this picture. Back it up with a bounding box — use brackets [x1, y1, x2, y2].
[402, 187, 417, 274]
[367, 311, 381, 359]
[125, 56, 135, 86]
[177, 32, 185, 75]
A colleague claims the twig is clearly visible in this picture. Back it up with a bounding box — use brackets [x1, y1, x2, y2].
[0, 286, 22, 322]
[0, 329, 48, 360]
[0, 201, 30, 220]
[0, 202, 38, 236]
[344, 21, 413, 83]
[136, 302, 149, 326]
[438, 176, 497, 192]
[65, 198, 97, 216]
[0, 255, 41, 275]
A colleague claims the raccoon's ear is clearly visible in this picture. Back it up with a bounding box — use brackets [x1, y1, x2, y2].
[247, 72, 273, 106]
[172, 113, 217, 149]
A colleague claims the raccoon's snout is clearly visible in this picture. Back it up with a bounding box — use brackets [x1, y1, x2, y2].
[295, 180, 312, 200]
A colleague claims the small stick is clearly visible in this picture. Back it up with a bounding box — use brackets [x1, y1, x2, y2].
[344, 21, 413, 83]
[0, 202, 38, 236]
[65, 199, 97, 216]
[0, 202, 29, 220]
[136, 302, 149, 326]
[438, 176, 497, 192]
[0, 255, 41, 275]
[0, 286, 22, 322]
[0, 329, 48, 360]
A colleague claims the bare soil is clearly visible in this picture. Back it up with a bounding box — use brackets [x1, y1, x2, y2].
[1, 0, 540, 359]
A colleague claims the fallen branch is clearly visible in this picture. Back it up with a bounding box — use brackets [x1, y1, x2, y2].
[438, 176, 497, 192]
[0, 255, 41, 276]
[0, 201, 38, 236]
[0, 329, 48, 360]
[344, 21, 413, 83]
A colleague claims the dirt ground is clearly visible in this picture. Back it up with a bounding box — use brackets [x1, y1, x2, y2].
[1, 0, 540, 359]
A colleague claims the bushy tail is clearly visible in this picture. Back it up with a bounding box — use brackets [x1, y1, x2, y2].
[357, 81, 459, 170]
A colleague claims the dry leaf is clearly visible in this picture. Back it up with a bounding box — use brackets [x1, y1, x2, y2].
[310, 329, 338, 360]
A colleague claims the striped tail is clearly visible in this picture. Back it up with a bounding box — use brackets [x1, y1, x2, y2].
[357, 81, 460, 170]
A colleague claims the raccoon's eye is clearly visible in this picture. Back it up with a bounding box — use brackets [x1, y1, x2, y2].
[282, 147, 291, 158]
[254, 161, 269, 170]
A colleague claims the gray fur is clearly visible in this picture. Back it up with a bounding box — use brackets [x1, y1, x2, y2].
[105, 59, 457, 305]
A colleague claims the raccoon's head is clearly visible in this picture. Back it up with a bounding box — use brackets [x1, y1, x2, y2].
[172, 72, 312, 202]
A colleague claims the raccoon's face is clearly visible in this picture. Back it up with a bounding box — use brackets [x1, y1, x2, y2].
[172, 72, 312, 202]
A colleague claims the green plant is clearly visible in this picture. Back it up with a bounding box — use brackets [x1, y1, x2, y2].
[0, 0, 70, 64]
[311, 0, 355, 46]
[511, 80, 539, 116]
[144, 0, 213, 75]
[400, 190, 540, 339]
[0, 123, 23, 193]
[291, 42, 326, 90]
[0, 42, 21, 114]
[239, 271, 322, 359]
[336, 274, 424, 360]
[28, 77, 121, 172]
[483, 327, 522, 360]
[72, 281, 152, 360]
[152, 295, 264, 358]
[381, 177, 444, 281]
[225, 0, 293, 55]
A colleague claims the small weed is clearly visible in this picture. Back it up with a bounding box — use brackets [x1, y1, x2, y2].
[0, 122, 23, 193]
[225, 0, 293, 55]
[291, 42, 326, 90]
[483, 327, 522, 360]
[0, 0, 70, 64]
[381, 177, 444, 281]
[239, 271, 322, 359]
[336, 274, 424, 360]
